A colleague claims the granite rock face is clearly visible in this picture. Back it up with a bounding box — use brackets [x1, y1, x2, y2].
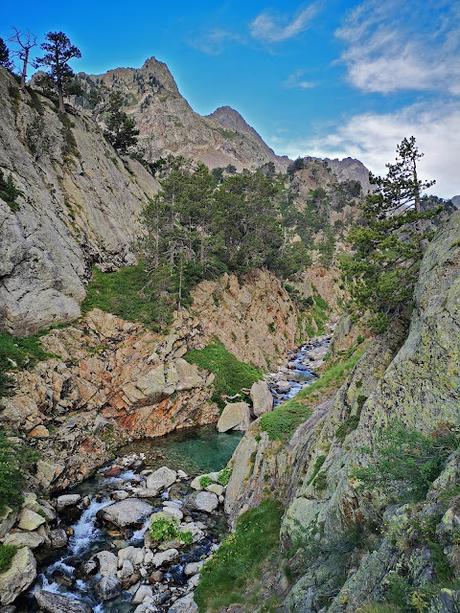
[0, 68, 158, 335]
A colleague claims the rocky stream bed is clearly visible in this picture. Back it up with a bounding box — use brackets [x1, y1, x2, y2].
[8, 336, 330, 613]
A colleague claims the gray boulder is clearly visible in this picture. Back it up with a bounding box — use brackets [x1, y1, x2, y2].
[250, 380, 273, 416]
[34, 590, 93, 613]
[168, 593, 199, 612]
[145, 466, 177, 494]
[95, 576, 122, 601]
[0, 547, 37, 605]
[217, 401, 251, 432]
[188, 491, 219, 513]
[99, 499, 153, 528]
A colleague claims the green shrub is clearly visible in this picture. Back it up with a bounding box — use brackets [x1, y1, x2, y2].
[260, 400, 312, 442]
[218, 466, 232, 486]
[0, 543, 17, 573]
[82, 263, 167, 329]
[0, 431, 38, 512]
[353, 423, 459, 503]
[336, 415, 360, 443]
[199, 475, 212, 488]
[307, 454, 326, 486]
[184, 342, 262, 408]
[195, 499, 282, 611]
[0, 170, 22, 212]
[149, 514, 192, 545]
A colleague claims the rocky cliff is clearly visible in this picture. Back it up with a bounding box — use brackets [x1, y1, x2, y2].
[221, 210, 460, 611]
[76, 58, 287, 171]
[0, 270, 297, 492]
[0, 68, 158, 335]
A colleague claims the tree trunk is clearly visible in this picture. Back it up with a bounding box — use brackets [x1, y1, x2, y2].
[20, 48, 29, 90]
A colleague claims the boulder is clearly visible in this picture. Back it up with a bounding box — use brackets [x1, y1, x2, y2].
[118, 559, 134, 580]
[49, 528, 68, 549]
[188, 491, 219, 513]
[112, 490, 129, 501]
[133, 584, 154, 604]
[56, 494, 82, 511]
[145, 466, 177, 493]
[36, 460, 64, 488]
[184, 560, 204, 576]
[0, 506, 18, 538]
[3, 530, 45, 549]
[168, 593, 199, 613]
[250, 380, 273, 416]
[217, 401, 251, 432]
[118, 545, 145, 567]
[99, 499, 153, 528]
[34, 590, 93, 613]
[18, 508, 46, 531]
[206, 483, 224, 496]
[162, 505, 183, 521]
[152, 548, 179, 568]
[27, 425, 50, 438]
[94, 576, 121, 601]
[0, 546, 36, 605]
[94, 550, 118, 577]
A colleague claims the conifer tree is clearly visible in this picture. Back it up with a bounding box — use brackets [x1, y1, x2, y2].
[0, 37, 13, 71]
[104, 92, 139, 153]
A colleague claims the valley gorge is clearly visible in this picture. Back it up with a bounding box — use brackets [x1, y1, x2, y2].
[0, 43, 459, 613]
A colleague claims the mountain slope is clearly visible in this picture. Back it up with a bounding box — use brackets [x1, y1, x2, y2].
[76, 57, 287, 171]
[0, 68, 158, 335]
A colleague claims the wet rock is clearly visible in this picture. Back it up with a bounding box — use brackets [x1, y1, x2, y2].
[94, 550, 118, 577]
[152, 548, 179, 568]
[184, 560, 204, 576]
[18, 508, 46, 531]
[162, 506, 184, 521]
[0, 546, 36, 605]
[49, 528, 68, 549]
[118, 546, 145, 567]
[118, 559, 134, 579]
[149, 570, 163, 583]
[217, 402, 251, 432]
[112, 490, 130, 501]
[3, 530, 45, 549]
[205, 483, 224, 496]
[81, 558, 98, 576]
[250, 380, 273, 417]
[168, 593, 199, 613]
[56, 494, 82, 511]
[103, 465, 124, 478]
[34, 590, 93, 613]
[99, 499, 153, 528]
[145, 466, 177, 494]
[188, 491, 219, 513]
[94, 576, 122, 601]
[133, 584, 154, 604]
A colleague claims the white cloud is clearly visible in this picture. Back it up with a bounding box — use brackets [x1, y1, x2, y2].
[283, 70, 315, 90]
[190, 29, 243, 55]
[271, 103, 460, 198]
[336, 0, 460, 94]
[250, 3, 320, 43]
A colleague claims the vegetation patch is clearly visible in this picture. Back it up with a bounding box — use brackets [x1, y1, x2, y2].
[149, 514, 192, 545]
[353, 423, 459, 503]
[184, 342, 262, 408]
[195, 499, 282, 611]
[0, 431, 38, 512]
[82, 263, 166, 329]
[0, 543, 17, 573]
[0, 331, 49, 398]
[0, 169, 22, 212]
[261, 347, 365, 442]
[217, 466, 232, 486]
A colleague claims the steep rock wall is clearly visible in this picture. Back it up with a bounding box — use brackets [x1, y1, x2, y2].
[0, 68, 158, 335]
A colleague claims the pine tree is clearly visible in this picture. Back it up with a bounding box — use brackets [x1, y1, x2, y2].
[0, 38, 13, 71]
[35, 31, 81, 112]
[340, 137, 440, 332]
[104, 92, 139, 153]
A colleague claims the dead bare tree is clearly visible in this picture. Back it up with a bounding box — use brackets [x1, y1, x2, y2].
[9, 28, 37, 90]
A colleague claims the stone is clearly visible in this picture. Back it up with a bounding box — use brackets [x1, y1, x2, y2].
[118, 546, 145, 567]
[18, 508, 46, 531]
[118, 559, 134, 580]
[27, 425, 50, 438]
[162, 505, 183, 521]
[36, 460, 64, 488]
[217, 401, 251, 432]
[168, 593, 199, 613]
[95, 550, 118, 577]
[145, 466, 177, 494]
[184, 560, 204, 576]
[0, 547, 36, 605]
[152, 548, 179, 568]
[188, 491, 219, 513]
[133, 584, 154, 604]
[49, 528, 68, 549]
[3, 530, 45, 549]
[100, 499, 153, 528]
[0, 506, 18, 538]
[250, 380, 273, 416]
[112, 490, 130, 501]
[95, 576, 122, 601]
[206, 483, 224, 496]
[34, 590, 93, 613]
[56, 493, 82, 511]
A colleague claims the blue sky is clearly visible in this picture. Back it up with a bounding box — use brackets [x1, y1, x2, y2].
[2, 0, 459, 196]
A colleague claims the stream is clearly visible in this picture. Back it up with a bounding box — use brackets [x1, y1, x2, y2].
[24, 335, 330, 613]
